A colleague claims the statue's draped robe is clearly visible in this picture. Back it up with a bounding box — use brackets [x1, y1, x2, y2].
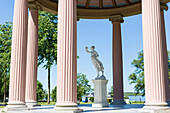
[91, 51, 104, 72]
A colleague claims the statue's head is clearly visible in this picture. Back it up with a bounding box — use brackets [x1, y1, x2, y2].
[90, 46, 95, 51]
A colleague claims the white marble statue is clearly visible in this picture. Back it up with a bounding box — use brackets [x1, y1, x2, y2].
[85, 46, 104, 77]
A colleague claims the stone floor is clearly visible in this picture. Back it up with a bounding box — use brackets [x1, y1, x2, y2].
[0, 104, 170, 113]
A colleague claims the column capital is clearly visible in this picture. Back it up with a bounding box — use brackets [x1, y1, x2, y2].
[160, 2, 168, 11]
[28, 1, 42, 10]
[109, 15, 124, 24]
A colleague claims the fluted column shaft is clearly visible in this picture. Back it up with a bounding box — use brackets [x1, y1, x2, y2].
[5, 0, 28, 111]
[112, 22, 124, 101]
[25, 8, 39, 106]
[109, 16, 125, 105]
[161, 10, 170, 103]
[56, 0, 77, 107]
[142, 0, 168, 108]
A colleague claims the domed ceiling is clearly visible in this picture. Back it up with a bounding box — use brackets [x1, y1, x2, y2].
[28, 0, 170, 19]
[51, 0, 140, 9]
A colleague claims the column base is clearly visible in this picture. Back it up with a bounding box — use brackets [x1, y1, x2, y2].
[143, 103, 169, 110]
[26, 100, 41, 108]
[54, 103, 82, 113]
[4, 102, 29, 111]
[92, 102, 109, 108]
[111, 100, 126, 105]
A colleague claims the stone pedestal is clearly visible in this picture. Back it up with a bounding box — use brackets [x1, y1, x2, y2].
[92, 77, 109, 108]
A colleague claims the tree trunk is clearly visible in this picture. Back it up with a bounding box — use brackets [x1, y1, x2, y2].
[3, 68, 7, 103]
[48, 67, 50, 104]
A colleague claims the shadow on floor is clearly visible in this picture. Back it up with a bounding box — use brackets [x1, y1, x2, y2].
[80, 104, 144, 112]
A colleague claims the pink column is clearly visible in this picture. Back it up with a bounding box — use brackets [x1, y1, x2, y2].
[55, 0, 80, 112]
[161, 10, 170, 105]
[25, 8, 39, 107]
[142, 0, 169, 109]
[109, 15, 125, 105]
[4, 0, 28, 111]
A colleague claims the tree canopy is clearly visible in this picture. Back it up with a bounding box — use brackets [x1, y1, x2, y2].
[129, 50, 170, 96]
[77, 73, 92, 100]
[51, 86, 57, 102]
[38, 11, 58, 104]
[38, 11, 57, 68]
[36, 80, 47, 101]
[0, 22, 12, 102]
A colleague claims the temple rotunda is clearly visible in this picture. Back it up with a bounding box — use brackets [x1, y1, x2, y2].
[4, 0, 170, 112]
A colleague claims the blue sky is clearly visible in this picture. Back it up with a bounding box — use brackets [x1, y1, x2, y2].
[0, 0, 170, 93]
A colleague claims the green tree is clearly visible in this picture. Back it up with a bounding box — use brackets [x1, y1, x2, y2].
[77, 73, 91, 101]
[0, 22, 12, 102]
[111, 86, 113, 96]
[168, 51, 170, 87]
[37, 80, 46, 101]
[129, 50, 170, 96]
[38, 11, 58, 104]
[51, 86, 57, 102]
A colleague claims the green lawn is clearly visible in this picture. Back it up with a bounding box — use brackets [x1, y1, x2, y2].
[0, 101, 144, 107]
[38, 101, 94, 105]
[0, 102, 7, 109]
[79, 102, 93, 104]
[0, 106, 5, 109]
[124, 92, 143, 96]
[0, 102, 7, 105]
[38, 101, 56, 105]
[129, 101, 144, 104]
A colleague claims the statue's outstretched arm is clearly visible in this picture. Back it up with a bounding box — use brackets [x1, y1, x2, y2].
[85, 47, 91, 53]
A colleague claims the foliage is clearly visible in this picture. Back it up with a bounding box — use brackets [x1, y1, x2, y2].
[168, 51, 170, 71]
[107, 98, 112, 103]
[129, 50, 170, 96]
[38, 11, 57, 68]
[128, 51, 145, 96]
[124, 92, 142, 96]
[77, 73, 92, 100]
[124, 96, 129, 99]
[38, 101, 56, 105]
[0, 22, 12, 101]
[111, 86, 113, 95]
[36, 80, 46, 101]
[0, 11, 58, 103]
[168, 51, 170, 87]
[38, 11, 58, 104]
[89, 97, 94, 102]
[51, 86, 57, 102]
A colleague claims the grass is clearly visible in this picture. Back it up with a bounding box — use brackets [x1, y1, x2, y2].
[0, 102, 7, 109]
[38, 101, 56, 105]
[79, 102, 93, 104]
[128, 101, 144, 104]
[124, 92, 143, 96]
[38, 101, 94, 105]
[0, 106, 5, 109]
[0, 101, 144, 107]
[0, 102, 7, 105]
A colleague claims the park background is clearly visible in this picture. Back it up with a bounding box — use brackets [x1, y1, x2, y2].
[0, 0, 170, 95]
